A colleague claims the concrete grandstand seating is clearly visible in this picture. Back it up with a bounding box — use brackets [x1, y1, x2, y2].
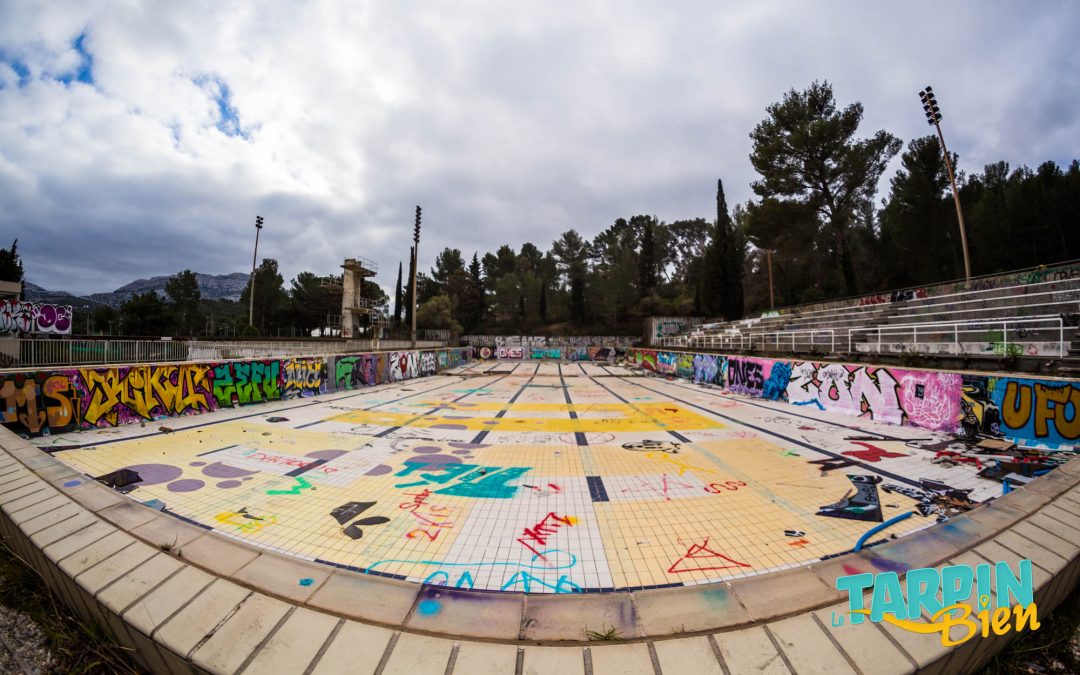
[662, 269, 1080, 368]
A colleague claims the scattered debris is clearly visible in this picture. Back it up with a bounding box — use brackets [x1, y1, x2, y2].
[96, 468, 142, 492]
[881, 479, 975, 521]
[817, 475, 883, 523]
[784, 530, 806, 537]
[158, 426, 175, 433]
[142, 499, 166, 511]
[266, 416, 290, 423]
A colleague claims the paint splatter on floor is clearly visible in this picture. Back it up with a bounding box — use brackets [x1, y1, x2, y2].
[38, 360, 1001, 592]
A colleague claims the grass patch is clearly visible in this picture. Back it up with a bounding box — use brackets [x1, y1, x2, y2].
[585, 625, 623, 641]
[0, 540, 142, 674]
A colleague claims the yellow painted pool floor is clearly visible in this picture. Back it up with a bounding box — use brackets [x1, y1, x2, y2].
[35, 361, 1001, 593]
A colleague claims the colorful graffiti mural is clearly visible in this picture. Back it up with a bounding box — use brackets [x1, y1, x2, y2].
[627, 348, 1079, 449]
[0, 300, 73, 335]
[1, 348, 472, 437]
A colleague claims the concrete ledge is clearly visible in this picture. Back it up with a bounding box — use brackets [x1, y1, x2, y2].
[2, 426, 1080, 674]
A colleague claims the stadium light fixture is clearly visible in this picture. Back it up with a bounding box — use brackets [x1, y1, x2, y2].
[919, 86, 972, 284]
[249, 215, 264, 327]
[411, 205, 421, 348]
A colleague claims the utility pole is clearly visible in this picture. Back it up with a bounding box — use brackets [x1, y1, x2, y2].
[919, 86, 971, 284]
[766, 250, 775, 310]
[411, 206, 421, 348]
[249, 215, 264, 328]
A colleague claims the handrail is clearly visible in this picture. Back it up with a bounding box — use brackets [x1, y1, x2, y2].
[891, 285, 1080, 315]
[658, 330, 834, 354]
[790, 274, 1080, 320]
[847, 316, 1066, 357]
[754, 257, 1080, 317]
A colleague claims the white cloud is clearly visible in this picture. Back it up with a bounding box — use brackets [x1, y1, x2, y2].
[0, 0, 1077, 297]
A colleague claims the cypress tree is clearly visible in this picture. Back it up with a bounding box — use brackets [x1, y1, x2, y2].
[638, 222, 657, 296]
[393, 261, 403, 327]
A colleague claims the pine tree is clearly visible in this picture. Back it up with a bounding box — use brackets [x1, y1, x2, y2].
[0, 239, 24, 284]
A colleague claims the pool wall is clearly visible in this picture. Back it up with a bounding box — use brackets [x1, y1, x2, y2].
[627, 348, 1080, 451]
[0, 347, 473, 438]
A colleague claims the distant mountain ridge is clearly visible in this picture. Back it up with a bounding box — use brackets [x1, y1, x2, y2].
[24, 272, 249, 308]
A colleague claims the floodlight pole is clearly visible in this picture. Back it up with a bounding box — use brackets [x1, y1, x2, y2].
[920, 86, 971, 284]
[249, 215, 264, 327]
[411, 206, 421, 349]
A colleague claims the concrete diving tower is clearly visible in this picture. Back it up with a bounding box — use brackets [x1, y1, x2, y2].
[340, 256, 384, 344]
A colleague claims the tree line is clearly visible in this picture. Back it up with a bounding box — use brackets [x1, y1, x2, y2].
[399, 80, 1080, 334]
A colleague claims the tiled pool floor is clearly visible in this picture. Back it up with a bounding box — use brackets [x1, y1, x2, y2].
[33, 360, 1001, 593]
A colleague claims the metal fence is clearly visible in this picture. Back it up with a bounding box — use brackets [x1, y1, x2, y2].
[4, 338, 448, 368]
[848, 316, 1067, 357]
[659, 329, 835, 353]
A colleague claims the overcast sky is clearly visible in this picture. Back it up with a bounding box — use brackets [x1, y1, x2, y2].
[1, 1, 1077, 298]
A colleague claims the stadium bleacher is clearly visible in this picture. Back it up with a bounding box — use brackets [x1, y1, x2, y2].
[660, 261, 1080, 373]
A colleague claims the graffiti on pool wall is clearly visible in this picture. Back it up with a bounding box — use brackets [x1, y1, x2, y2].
[0, 300, 73, 335]
[213, 361, 281, 406]
[727, 358, 765, 396]
[419, 351, 437, 376]
[388, 351, 419, 381]
[335, 354, 379, 389]
[1, 349, 471, 437]
[786, 363, 905, 425]
[897, 371, 962, 432]
[0, 372, 80, 434]
[692, 353, 724, 384]
[656, 352, 677, 375]
[996, 378, 1080, 446]
[282, 358, 325, 399]
[79, 364, 216, 426]
[960, 375, 1003, 439]
[626, 347, 1078, 448]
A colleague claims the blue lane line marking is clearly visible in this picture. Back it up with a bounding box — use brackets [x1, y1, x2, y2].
[586, 475, 610, 502]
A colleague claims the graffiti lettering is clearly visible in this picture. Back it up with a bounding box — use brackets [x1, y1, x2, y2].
[0, 300, 73, 335]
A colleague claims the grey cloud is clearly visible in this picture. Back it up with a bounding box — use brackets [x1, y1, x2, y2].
[0, 1, 1077, 297]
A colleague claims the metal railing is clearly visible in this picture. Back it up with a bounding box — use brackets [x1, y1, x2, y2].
[5, 338, 449, 368]
[847, 316, 1066, 357]
[659, 329, 834, 353]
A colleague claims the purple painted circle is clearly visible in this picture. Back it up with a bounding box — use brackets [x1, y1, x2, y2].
[448, 442, 489, 450]
[189, 461, 207, 467]
[431, 424, 468, 430]
[242, 476, 253, 481]
[452, 450, 472, 456]
[443, 415, 472, 420]
[167, 479, 205, 493]
[407, 454, 460, 466]
[123, 464, 183, 486]
[217, 480, 243, 489]
[413, 446, 442, 454]
[63, 479, 82, 487]
[201, 462, 258, 479]
[305, 449, 348, 461]
[365, 464, 393, 476]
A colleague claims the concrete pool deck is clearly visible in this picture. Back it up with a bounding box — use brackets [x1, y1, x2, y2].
[2, 360, 1079, 673]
